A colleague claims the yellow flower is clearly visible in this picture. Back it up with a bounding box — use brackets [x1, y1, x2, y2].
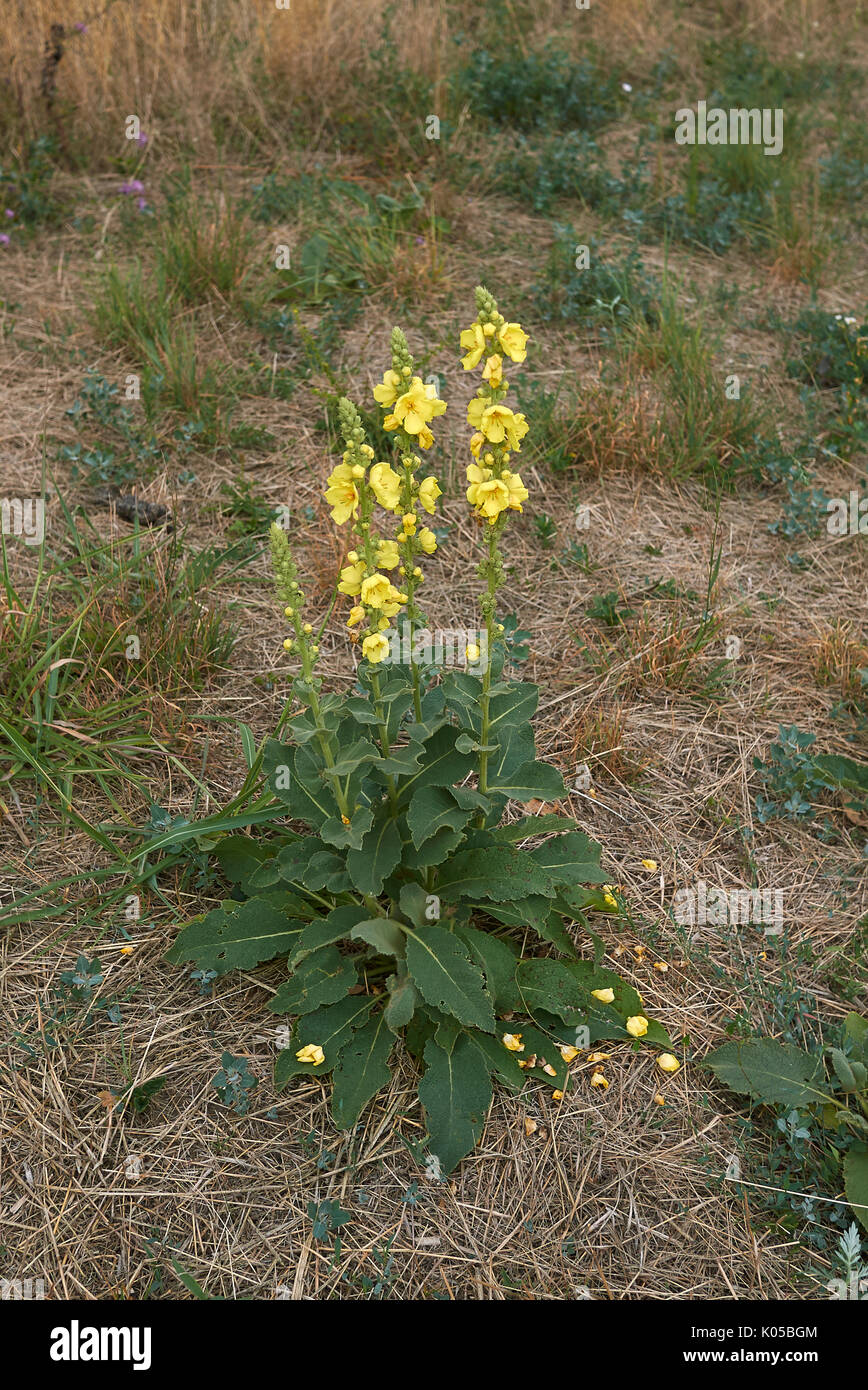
[362, 632, 390, 663]
[466, 643, 480, 662]
[498, 322, 529, 362]
[591, 988, 615, 1004]
[347, 605, 365, 628]
[626, 1016, 649, 1038]
[296, 1044, 325, 1066]
[641, 858, 658, 872]
[657, 1054, 680, 1073]
[552, 1089, 564, 1101]
[324, 463, 360, 525]
[460, 323, 486, 370]
[653, 1093, 665, 1106]
[373, 369, 402, 408]
[466, 399, 529, 450]
[502, 469, 528, 512]
[465, 461, 492, 507]
[602, 893, 618, 911]
[559, 1045, 580, 1063]
[469, 431, 485, 459]
[418, 527, 437, 554]
[338, 561, 365, 596]
[417, 476, 441, 514]
[590, 1072, 609, 1090]
[401, 512, 417, 535]
[502, 1032, 524, 1052]
[393, 377, 447, 435]
[120, 945, 134, 955]
[482, 353, 504, 387]
[360, 572, 397, 609]
[369, 462, 402, 511]
[472, 477, 511, 520]
[376, 539, 400, 569]
[417, 424, 435, 450]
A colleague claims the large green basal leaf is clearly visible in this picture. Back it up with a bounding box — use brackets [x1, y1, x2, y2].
[290, 903, 370, 967]
[487, 758, 566, 802]
[468, 1029, 526, 1093]
[529, 831, 609, 885]
[166, 894, 305, 974]
[407, 785, 474, 850]
[418, 1034, 493, 1175]
[814, 753, 868, 794]
[268, 945, 358, 1016]
[493, 814, 579, 842]
[705, 1039, 832, 1107]
[454, 923, 522, 1011]
[346, 807, 404, 894]
[483, 897, 577, 956]
[844, 1144, 868, 1234]
[274, 994, 375, 1087]
[331, 1012, 394, 1130]
[405, 926, 496, 1032]
[397, 725, 471, 803]
[437, 846, 555, 902]
[514, 958, 589, 1023]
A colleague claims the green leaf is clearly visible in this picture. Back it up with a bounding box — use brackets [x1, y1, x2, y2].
[397, 725, 469, 803]
[407, 785, 473, 850]
[320, 805, 374, 851]
[705, 1039, 832, 1107]
[511, 1023, 569, 1088]
[405, 926, 495, 1032]
[437, 846, 555, 902]
[487, 758, 566, 802]
[529, 832, 609, 885]
[166, 894, 305, 974]
[346, 808, 403, 894]
[350, 918, 407, 956]
[400, 821, 466, 869]
[213, 835, 277, 891]
[268, 945, 358, 1015]
[844, 1144, 868, 1234]
[274, 995, 375, 1086]
[418, 1035, 493, 1174]
[493, 814, 578, 842]
[454, 924, 522, 1011]
[303, 850, 352, 893]
[331, 1012, 394, 1129]
[384, 967, 419, 1031]
[290, 904, 370, 967]
[239, 722, 257, 770]
[814, 753, 868, 794]
[514, 958, 588, 1023]
[262, 739, 332, 827]
[468, 1029, 526, 1093]
[325, 737, 380, 778]
[484, 897, 577, 956]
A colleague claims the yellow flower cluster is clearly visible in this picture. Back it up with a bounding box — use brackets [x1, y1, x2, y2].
[373, 371, 447, 450]
[460, 288, 530, 524]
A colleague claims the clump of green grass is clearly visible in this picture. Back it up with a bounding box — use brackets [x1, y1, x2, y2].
[0, 495, 238, 828]
[533, 227, 659, 334]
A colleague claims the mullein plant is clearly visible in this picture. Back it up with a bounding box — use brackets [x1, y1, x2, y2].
[169, 290, 676, 1175]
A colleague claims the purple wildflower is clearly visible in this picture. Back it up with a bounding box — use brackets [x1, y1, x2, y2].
[73, 22, 88, 34]
[136, 197, 147, 212]
[135, 131, 149, 148]
[119, 180, 146, 196]
[0, 234, 10, 247]
[4, 209, 14, 219]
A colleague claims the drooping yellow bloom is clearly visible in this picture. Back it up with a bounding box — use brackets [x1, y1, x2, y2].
[498, 322, 529, 362]
[296, 1044, 325, 1066]
[471, 477, 511, 521]
[460, 323, 486, 370]
[324, 463, 360, 525]
[418, 527, 437, 554]
[373, 369, 402, 407]
[591, 988, 615, 1004]
[466, 399, 528, 450]
[376, 539, 400, 569]
[391, 377, 447, 436]
[338, 560, 365, 596]
[362, 632, 391, 663]
[360, 572, 395, 609]
[469, 431, 485, 459]
[369, 462, 402, 512]
[502, 470, 529, 512]
[626, 1016, 649, 1038]
[502, 1033, 524, 1052]
[347, 605, 365, 628]
[417, 476, 441, 515]
[482, 353, 504, 387]
[657, 1054, 681, 1073]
